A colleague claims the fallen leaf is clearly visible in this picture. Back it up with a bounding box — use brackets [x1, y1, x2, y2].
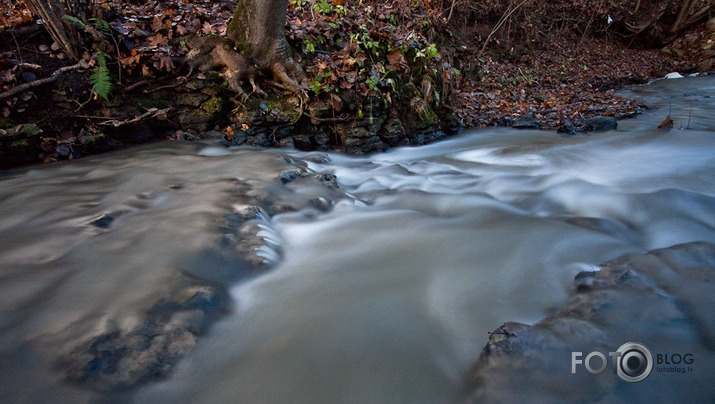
[658, 115, 674, 129]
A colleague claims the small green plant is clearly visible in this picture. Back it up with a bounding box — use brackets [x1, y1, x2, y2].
[304, 38, 315, 53]
[309, 70, 332, 94]
[334, 5, 347, 17]
[415, 43, 439, 59]
[313, 0, 333, 15]
[365, 75, 380, 91]
[62, 14, 114, 101]
[516, 67, 537, 86]
[90, 52, 112, 101]
[88, 17, 111, 37]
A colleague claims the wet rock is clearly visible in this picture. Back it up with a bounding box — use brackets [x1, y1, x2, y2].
[584, 116, 617, 132]
[278, 169, 305, 184]
[292, 133, 313, 150]
[380, 115, 405, 146]
[90, 214, 115, 229]
[467, 242, 715, 403]
[314, 172, 339, 189]
[55, 144, 71, 157]
[512, 114, 540, 129]
[556, 119, 576, 135]
[56, 283, 229, 391]
[58, 326, 196, 391]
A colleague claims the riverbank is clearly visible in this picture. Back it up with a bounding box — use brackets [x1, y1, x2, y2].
[1, 1, 713, 168]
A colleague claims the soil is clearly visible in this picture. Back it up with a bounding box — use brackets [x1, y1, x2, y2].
[1, 1, 713, 169]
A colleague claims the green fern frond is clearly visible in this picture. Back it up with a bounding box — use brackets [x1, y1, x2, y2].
[90, 52, 112, 101]
[62, 15, 86, 29]
[89, 17, 111, 37]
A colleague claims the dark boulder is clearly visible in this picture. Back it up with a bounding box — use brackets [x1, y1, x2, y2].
[512, 114, 540, 129]
[584, 116, 618, 132]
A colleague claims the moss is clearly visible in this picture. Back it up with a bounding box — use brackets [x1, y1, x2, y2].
[81, 133, 106, 144]
[10, 139, 30, 148]
[200, 97, 224, 114]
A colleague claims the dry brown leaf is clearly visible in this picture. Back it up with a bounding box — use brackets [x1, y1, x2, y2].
[658, 115, 674, 129]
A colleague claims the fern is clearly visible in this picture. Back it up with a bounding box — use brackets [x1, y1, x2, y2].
[90, 52, 112, 101]
[62, 15, 86, 29]
[89, 17, 111, 37]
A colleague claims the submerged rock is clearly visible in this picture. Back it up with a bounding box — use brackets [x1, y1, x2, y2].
[56, 284, 230, 391]
[467, 242, 715, 403]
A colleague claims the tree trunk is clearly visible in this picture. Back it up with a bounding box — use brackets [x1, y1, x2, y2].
[227, 0, 307, 93]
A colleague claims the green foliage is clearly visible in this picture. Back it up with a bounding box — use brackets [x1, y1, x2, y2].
[313, 1, 333, 15]
[415, 43, 439, 59]
[304, 38, 316, 53]
[90, 52, 112, 101]
[365, 75, 380, 91]
[309, 79, 322, 94]
[334, 5, 347, 18]
[62, 13, 114, 102]
[62, 15, 86, 29]
[309, 70, 332, 94]
[89, 17, 111, 37]
[516, 67, 537, 85]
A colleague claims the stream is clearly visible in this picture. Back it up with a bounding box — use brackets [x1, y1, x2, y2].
[1, 76, 714, 403]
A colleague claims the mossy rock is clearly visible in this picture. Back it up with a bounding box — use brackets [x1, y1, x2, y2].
[3, 123, 43, 139]
[200, 97, 225, 114]
[80, 132, 106, 145]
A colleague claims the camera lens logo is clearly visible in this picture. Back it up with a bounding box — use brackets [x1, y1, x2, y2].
[615, 342, 653, 382]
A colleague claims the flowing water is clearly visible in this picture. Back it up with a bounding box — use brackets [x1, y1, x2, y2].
[1, 76, 714, 403]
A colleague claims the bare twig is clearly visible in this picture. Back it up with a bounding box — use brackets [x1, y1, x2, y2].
[478, 0, 531, 58]
[122, 80, 151, 92]
[145, 78, 187, 93]
[446, 0, 458, 25]
[0, 63, 82, 100]
[96, 107, 172, 128]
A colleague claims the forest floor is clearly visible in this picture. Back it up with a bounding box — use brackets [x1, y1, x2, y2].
[1, 0, 713, 168]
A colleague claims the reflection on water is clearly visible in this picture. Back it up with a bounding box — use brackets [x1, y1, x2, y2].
[1, 76, 714, 403]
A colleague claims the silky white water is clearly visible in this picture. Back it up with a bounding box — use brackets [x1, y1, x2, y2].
[1, 76, 714, 403]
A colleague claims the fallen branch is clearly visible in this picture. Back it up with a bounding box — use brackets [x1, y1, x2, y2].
[97, 107, 172, 128]
[0, 63, 82, 100]
[122, 80, 151, 92]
